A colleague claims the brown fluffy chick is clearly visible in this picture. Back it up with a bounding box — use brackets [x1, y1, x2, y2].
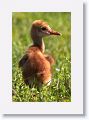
[19, 20, 61, 87]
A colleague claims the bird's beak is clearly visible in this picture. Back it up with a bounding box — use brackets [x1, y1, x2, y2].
[49, 29, 62, 36]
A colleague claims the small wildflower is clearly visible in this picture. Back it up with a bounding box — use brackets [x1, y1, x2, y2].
[55, 68, 60, 72]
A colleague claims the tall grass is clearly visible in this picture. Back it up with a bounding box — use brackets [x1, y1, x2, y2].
[12, 12, 71, 102]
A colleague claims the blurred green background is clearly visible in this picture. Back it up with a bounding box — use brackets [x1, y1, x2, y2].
[12, 12, 71, 102]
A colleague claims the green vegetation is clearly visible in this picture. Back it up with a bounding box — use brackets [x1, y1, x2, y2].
[12, 12, 71, 102]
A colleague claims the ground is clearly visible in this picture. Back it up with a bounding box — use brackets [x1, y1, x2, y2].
[12, 12, 71, 102]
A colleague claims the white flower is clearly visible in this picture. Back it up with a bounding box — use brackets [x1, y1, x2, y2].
[55, 68, 60, 72]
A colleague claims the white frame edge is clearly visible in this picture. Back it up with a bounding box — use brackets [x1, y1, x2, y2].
[0, 0, 83, 114]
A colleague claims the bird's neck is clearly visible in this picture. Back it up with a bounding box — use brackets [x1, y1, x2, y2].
[33, 37, 45, 53]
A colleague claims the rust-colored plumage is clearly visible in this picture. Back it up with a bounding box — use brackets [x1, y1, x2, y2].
[19, 20, 61, 87]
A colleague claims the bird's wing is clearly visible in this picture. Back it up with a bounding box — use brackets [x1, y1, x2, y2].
[44, 54, 55, 65]
[19, 54, 28, 67]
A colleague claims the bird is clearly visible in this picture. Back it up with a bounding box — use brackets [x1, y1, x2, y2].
[19, 20, 61, 88]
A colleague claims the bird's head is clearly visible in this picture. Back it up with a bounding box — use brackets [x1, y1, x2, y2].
[31, 20, 61, 40]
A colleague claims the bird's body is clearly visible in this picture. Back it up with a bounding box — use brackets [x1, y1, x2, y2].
[19, 46, 52, 86]
[19, 20, 61, 87]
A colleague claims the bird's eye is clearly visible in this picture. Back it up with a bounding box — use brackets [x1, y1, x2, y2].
[41, 27, 47, 31]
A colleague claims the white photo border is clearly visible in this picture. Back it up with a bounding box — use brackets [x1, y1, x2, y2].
[0, 0, 83, 114]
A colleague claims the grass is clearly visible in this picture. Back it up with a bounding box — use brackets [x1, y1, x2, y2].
[12, 12, 71, 102]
